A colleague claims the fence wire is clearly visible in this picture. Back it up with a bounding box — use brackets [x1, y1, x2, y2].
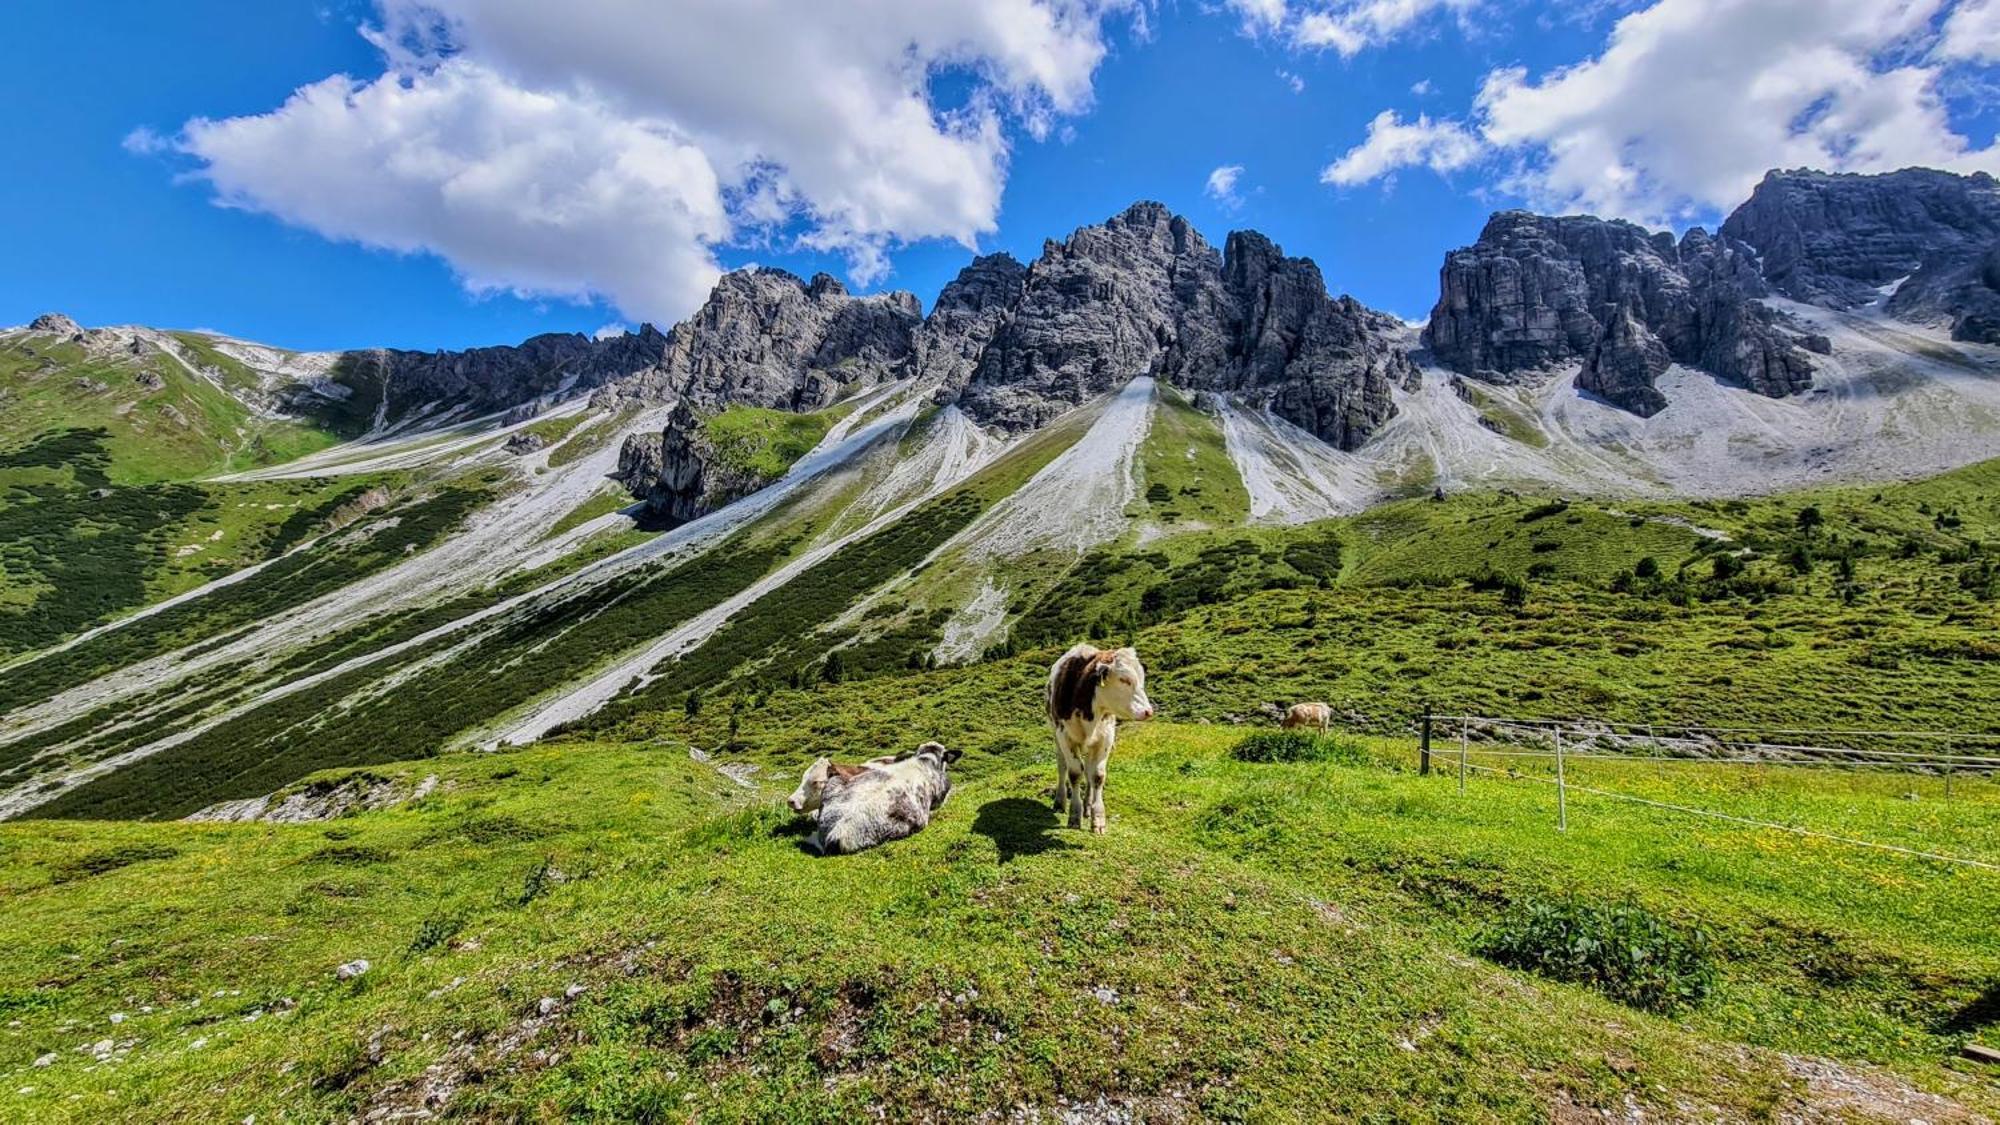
[1449, 758, 2000, 871]
[1427, 713, 2000, 872]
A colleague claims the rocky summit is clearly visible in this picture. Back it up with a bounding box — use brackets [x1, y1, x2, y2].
[1424, 211, 1817, 416]
[613, 202, 1415, 523]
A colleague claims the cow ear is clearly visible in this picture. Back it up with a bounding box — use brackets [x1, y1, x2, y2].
[940, 748, 963, 764]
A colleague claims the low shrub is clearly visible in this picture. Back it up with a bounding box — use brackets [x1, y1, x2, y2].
[49, 842, 178, 884]
[1230, 731, 1367, 765]
[408, 913, 465, 953]
[1477, 896, 1716, 1013]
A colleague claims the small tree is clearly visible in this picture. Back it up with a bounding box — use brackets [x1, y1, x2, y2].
[1634, 556, 1660, 580]
[822, 650, 845, 684]
[684, 689, 703, 719]
[1795, 506, 1824, 534]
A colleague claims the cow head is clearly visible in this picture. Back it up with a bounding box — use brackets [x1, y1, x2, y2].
[908, 741, 963, 809]
[788, 757, 834, 815]
[1097, 647, 1156, 722]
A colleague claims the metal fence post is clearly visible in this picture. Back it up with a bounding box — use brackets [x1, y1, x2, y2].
[1458, 718, 1469, 795]
[1555, 724, 1568, 832]
[1420, 706, 1432, 776]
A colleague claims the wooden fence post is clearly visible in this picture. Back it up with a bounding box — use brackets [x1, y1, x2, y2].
[1458, 718, 1469, 795]
[1555, 724, 1568, 832]
[1420, 706, 1432, 776]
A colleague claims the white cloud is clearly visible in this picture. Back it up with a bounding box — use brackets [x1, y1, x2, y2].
[1206, 163, 1247, 207]
[1227, 0, 1291, 34]
[1320, 111, 1483, 185]
[121, 126, 171, 155]
[593, 322, 630, 340]
[1293, 0, 1479, 56]
[1323, 0, 2000, 223]
[1277, 68, 1307, 93]
[158, 0, 1135, 323]
[179, 61, 731, 322]
[1410, 78, 1434, 95]
[1222, 0, 1476, 55]
[1940, 0, 2000, 60]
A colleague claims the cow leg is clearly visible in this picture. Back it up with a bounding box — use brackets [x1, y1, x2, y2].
[1063, 733, 1086, 830]
[1086, 761, 1107, 834]
[1052, 727, 1073, 817]
[1085, 734, 1113, 834]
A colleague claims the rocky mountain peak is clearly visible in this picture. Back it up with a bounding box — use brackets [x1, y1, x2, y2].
[1425, 207, 1816, 415]
[1720, 167, 2000, 344]
[27, 312, 84, 337]
[952, 203, 1409, 448]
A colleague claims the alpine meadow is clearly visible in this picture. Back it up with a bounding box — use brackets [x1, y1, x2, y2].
[5, 2, 2000, 1120]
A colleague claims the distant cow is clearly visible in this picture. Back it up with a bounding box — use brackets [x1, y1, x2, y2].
[1047, 644, 1156, 834]
[803, 743, 963, 855]
[1282, 702, 1333, 734]
[787, 754, 899, 817]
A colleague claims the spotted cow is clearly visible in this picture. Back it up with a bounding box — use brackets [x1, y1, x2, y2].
[802, 743, 963, 855]
[1047, 644, 1155, 834]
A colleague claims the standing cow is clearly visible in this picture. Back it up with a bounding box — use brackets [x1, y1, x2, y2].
[1282, 702, 1333, 734]
[1047, 644, 1155, 833]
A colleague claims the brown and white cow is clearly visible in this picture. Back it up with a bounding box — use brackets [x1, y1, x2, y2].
[1047, 644, 1155, 834]
[801, 743, 963, 855]
[1281, 702, 1333, 734]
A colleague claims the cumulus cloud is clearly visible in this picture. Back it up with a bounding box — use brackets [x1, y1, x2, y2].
[1324, 0, 2000, 223]
[156, 0, 1134, 323]
[1206, 164, 1247, 208]
[1320, 111, 1482, 185]
[1940, 0, 2000, 60]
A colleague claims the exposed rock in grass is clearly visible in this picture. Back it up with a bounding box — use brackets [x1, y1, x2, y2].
[185, 772, 440, 824]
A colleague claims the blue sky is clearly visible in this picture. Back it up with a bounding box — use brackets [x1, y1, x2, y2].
[3, 0, 1997, 352]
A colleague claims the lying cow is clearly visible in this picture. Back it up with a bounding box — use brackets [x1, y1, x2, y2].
[787, 753, 899, 816]
[799, 743, 963, 855]
[1048, 644, 1155, 834]
[1281, 702, 1333, 734]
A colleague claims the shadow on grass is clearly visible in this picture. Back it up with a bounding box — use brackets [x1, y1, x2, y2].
[973, 797, 1075, 863]
[1937, 980, 2000, 1036]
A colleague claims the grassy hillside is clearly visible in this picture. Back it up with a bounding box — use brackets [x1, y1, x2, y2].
[0, 331, 338, 484]
[0, 724, 1992, 1121]
[5, 436, 2000, 1118]
[704, 403, 850, 482]
[0, 427, 415, 658]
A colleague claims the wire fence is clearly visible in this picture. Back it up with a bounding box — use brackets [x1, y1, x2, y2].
[1417, 712, 2000, 872]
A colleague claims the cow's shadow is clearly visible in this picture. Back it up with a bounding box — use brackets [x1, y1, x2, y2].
[972, 797, 1075, 863]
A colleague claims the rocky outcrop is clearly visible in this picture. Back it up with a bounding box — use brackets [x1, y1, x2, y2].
[953, 203, 1411, 449]
[1720, 168, 2000, 310]
[325, 325, 673, 432]
[613, 401, 768, 526]
[596, 269, 920, 412]
[912, 253, 1028, 392]
[1425, 211, 1817, 414]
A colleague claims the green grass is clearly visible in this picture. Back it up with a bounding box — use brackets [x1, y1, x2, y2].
[703, 404, 847, 482]
[545, 484, 634, 539]
[0, 721, 1993, 1121]
[0, 331, 337, 484]
[1130, 388, 1250, 527]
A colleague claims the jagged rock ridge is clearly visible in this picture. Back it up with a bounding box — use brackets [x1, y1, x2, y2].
[1721, 167, 2000, 344]
[1424, 212, 1817, 415]
[615, 203, 1415, 524]
[953, 203, 1412, 448]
